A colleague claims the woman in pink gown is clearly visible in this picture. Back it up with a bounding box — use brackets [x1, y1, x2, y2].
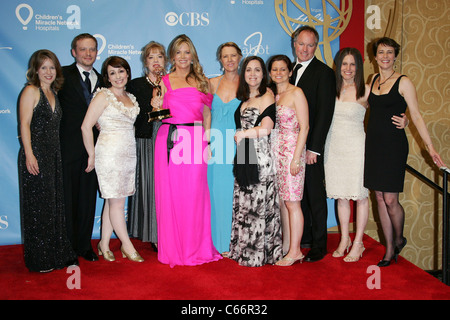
[154, 34, 222, 267]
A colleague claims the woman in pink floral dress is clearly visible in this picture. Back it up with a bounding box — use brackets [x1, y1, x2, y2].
[269, 55, 309, 266]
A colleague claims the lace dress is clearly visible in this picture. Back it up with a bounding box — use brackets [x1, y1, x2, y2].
[324, 100, 368, 200]
[94, 88, 140, 199]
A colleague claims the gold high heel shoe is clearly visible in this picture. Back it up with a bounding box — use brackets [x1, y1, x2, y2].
[121, 246, 144, 262]
[275, 253, 305, 266]
[332, 237, 352, 257]
[343, 241, 365, 262]
[98, 243, 115, 262]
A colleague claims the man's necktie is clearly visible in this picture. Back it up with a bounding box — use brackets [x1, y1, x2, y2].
[290, 63, 302, 85]
[83, 71, 92, 93]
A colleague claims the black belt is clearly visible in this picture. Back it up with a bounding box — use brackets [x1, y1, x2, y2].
[161, 122, 202, 163]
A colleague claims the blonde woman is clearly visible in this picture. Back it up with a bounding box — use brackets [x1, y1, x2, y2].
[208, 42, 242, 255]
[153, 34, 222, 267]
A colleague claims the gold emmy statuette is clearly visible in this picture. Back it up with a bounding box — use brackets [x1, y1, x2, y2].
[148, 67, 172, 122]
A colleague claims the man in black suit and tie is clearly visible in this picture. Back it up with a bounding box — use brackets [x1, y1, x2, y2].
[59, 33, 103, 261]
[290, 26, 336, 262]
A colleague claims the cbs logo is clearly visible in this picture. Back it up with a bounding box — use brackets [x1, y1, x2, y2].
[165, 11, 210, 27]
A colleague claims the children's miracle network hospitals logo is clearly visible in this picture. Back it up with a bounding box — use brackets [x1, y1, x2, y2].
[16, 3, 82, 31]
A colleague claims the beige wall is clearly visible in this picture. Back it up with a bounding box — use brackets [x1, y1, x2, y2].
[363, 0, 449, 270]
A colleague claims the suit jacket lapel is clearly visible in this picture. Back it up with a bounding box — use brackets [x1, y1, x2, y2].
[92, 69, 102, 92]
[67, 63, 86, 102]
[297, 57, 318, 88]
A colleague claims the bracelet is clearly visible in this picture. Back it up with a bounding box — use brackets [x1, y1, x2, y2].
[293, 159, 301, 167]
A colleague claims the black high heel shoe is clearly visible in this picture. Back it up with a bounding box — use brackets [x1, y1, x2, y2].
[391, 237, 407, 264]
[377, 254, 398, 267]
[395, 237, 407, 255]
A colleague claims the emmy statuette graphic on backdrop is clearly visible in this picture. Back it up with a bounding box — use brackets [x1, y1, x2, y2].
[274, 0, 352, 66]
[148, 66, 171, 122]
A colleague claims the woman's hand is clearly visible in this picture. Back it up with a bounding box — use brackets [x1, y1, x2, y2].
[427, 144, 447, 168]
[151, 96, 163, 110]
[85, 155, 95, 173]
[392, 113, 408, 129]
[26, 153, 39, 175]
[234, 129, 245, 145]
[290, 158, 301, 176]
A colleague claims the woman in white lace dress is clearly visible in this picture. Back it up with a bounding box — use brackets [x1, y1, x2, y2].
[82, 56, 143, 262]
[324, 48, 369, 262]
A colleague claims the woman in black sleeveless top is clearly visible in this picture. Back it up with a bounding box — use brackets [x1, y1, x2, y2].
[364, 37, 446, 267]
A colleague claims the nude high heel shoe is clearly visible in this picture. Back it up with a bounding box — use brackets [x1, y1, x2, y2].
[332, 237, 352, 258]
[343, 242, 365, 262]
[275, 253, 305, 266]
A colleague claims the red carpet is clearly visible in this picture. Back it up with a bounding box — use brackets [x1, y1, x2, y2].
[1, 234, 449, 301]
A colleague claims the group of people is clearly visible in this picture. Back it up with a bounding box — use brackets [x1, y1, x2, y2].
[18, 27, 446, 273]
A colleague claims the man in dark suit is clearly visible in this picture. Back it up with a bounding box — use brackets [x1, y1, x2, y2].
[290, 26, 336, 262]
[59, 33, 103, 261]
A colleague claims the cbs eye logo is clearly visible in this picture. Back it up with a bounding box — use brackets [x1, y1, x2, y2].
[165, 11, 209, 27]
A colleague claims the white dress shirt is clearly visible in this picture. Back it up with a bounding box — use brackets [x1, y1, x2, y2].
[76, 64, 97, 93]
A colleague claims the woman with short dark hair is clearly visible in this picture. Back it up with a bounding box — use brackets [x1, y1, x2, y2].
[364, 37, 446, 266]
[82, 56, 143, 262]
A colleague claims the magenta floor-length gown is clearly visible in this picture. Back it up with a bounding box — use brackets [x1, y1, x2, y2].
[154, 75, 222, 267]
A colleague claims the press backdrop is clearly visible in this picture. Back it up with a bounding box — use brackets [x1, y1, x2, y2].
[0, 0, 364, 245]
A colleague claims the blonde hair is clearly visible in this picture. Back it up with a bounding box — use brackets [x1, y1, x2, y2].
[141, 41, 167, 75]
[167, 34, 209, 93]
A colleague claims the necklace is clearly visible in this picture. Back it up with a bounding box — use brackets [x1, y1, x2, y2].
[342, 82, 354, 95]
[377, 71, 395, 90]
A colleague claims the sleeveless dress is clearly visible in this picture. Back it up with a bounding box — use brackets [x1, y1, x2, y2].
[229, 106, 282, 267]
[19, 88, 77, 272]
[154, 75, 222, 267]
[94, 88, 140, 199]
[324, 100, 368, 200]
[126, 77, 161, 244]
[207, 88, 240, 253]
[364, 75, 408, 192]
[273, 104, 306, 201]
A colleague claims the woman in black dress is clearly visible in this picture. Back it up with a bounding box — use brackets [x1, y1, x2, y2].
[127, 41, 167, 250]
[364, 37, 446, 267]
[19, 50, 78, 272]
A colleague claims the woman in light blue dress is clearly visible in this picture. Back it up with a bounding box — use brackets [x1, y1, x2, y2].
[208, 42, 242, 254]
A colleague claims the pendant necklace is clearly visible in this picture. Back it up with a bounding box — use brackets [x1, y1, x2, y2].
[342, 82, 354, 95]
[378, 70, 395, 90]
